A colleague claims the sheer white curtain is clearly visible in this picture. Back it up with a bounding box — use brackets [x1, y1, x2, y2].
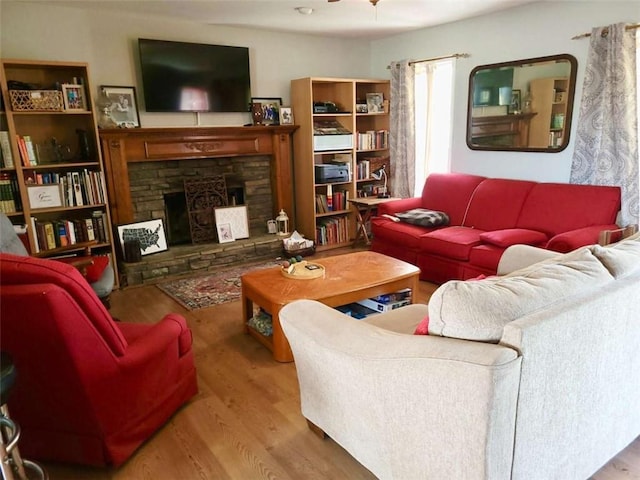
[570, 23, 639, 226]
[413, 59, 454, 196]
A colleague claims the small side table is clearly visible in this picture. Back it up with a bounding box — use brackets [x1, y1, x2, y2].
[348, 197, 401, 246]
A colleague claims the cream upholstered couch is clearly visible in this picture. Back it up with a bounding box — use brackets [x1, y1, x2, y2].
[280, 234, 640, 480]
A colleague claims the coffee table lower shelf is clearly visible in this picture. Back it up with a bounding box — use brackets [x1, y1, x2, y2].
[241, 251, 420, 363]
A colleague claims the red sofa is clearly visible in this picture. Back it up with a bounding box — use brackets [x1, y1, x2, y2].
[371, 173, 621, 283]
[0, 253, 198, 467]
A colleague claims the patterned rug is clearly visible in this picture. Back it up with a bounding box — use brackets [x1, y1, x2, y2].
[157, 261, 279, 310]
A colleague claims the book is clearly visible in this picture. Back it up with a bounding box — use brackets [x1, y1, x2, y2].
[22, 136, 38, 166]
[43, 222, 57, 250]
[72, 171, 83, 206]
[0, 131, 14, 168]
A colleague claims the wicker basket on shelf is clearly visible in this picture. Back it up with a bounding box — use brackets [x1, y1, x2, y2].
[283, 243, 316, 258]
[9, 90, 64, 111]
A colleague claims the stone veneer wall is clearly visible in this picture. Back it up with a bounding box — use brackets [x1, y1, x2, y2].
[121, 156, 280, 286]
[127, 156, 273, 235]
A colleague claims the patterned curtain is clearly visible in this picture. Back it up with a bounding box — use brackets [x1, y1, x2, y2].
[390, 60, 415, 198]
[570, 23, 639, 226]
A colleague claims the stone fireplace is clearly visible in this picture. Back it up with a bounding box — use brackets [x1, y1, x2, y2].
[99, 125, 297, 286]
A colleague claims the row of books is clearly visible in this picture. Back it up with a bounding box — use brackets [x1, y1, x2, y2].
[0, 131, 15, 168]
[26, 169, 107, 208]
[356, 129, 389, 151]
[316, 216, 350, 246]
[0, 174, 22, 213]
[15, 134, 38, 167]
[315, 189, 349, 213]
[30, 211, 108, 253]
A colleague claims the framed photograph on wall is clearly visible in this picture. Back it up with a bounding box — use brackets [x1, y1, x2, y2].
[117, 219, 167, 256]
[214, 205, 249, 240]
[101, 85, 141, 127]
[61, 84, 87, 111]
[250, 97, 282, 125]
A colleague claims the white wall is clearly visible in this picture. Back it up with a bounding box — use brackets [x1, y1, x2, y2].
[370, 1, 640, 182]
[1, 1, 638, 181]
[0, 2, 371, 127]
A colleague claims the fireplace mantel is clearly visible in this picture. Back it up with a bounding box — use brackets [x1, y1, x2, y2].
[99, 125, 298, 226]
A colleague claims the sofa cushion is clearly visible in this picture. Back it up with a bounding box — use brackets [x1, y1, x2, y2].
[468, 244, 505, 271]
[479, 229, 548, 248]
[395, 208, 450, 227]
[427, 248, 614, 342]
[516, 183, 621, 236]
[591, 233, 640, 278]
[419, 173, 486, 225]
[463, 178, 536, 231]
[420, 226, 484, 260]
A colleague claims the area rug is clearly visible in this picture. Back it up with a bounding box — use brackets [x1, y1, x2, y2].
[157, 261, 279, 310]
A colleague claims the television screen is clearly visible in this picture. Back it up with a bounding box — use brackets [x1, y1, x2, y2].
[138, 38, 251, 113]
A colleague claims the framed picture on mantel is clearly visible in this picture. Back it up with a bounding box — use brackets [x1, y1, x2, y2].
[101, 85, 141, 128]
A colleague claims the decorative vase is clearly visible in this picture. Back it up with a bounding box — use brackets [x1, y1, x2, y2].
[251, 103, 264, 125]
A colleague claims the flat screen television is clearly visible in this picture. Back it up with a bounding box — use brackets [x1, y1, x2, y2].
[138, 38, 251, 113]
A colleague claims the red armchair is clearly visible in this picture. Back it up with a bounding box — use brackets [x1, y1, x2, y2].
[0, 253, 198, 467]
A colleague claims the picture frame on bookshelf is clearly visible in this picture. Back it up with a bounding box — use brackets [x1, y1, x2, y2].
[100, 85, 141, 128]
[27, 184, 62, 209]
[250, 97, 282, 126]
[117, 218, 167, 256]
[216, 222, 235, 243]
[366, 93, 384, 113]
[279, 106, 294, 125]
[61, 84, 87, 111]
[214, 205, 250, 240]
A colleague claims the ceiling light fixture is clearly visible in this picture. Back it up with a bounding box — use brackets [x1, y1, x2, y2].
[328, 0, 380, 5]
[295, 6, 314, 15]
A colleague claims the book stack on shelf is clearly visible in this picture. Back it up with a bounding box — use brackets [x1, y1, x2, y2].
[0, 173, 21, 214]
[316, 216, 349, 246]
[0, 131, 15, 168]
[356, 129, 389, 151]
[25, 169, 107, 209]
[30, 210, 108, 253]
[315, 184, 349, 213]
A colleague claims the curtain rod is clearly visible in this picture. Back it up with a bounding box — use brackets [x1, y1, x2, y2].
[386, 53, 470, 69]
[572, 23, 640, 40]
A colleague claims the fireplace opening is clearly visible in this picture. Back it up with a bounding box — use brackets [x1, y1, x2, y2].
[164, 192, 191, 245]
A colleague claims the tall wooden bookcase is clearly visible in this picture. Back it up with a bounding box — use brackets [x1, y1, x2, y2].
[528, 77, 570, 149]
[290, 77, 390, 251]
[0, 59, 118, 284]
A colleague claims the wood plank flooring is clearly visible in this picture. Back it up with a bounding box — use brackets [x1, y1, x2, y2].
[39, 249, 639, 479]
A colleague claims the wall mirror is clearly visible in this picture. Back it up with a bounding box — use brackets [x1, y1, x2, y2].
[466, 54, 578, 152]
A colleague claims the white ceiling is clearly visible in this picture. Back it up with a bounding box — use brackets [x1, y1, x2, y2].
[30, 0, 539, 39]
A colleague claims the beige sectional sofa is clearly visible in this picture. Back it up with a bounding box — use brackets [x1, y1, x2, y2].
[280, 234, 640, 479]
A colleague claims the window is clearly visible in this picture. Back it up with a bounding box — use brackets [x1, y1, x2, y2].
[413, 58, 455, 195]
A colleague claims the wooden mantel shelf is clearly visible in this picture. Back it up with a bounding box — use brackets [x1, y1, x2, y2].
[471, 113, 537, 147]
[99, 125, 298, 226]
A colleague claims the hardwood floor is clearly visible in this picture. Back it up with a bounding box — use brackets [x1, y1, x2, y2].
[40, 249, 639, 479]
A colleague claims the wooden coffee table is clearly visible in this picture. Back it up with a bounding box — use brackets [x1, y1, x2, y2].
[241, 251, 420, 362]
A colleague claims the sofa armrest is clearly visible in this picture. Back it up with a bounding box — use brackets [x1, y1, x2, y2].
[376, 196, 422, 216]
[280, 299, 521, 479]
[547, 224, 619, 253]
[497, 244, 561, 275]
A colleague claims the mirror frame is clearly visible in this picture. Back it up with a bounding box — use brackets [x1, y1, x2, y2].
[466, 54, 578, 153]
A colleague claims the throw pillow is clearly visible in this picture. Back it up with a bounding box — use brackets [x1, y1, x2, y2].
[591, 234, 640, 278]
[413, 315, 429, 335]
[395, 208, 450, 227]
[427, 247, 614, 342]
[479, 229, 548, 248]
[85, 255, 110, 283]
